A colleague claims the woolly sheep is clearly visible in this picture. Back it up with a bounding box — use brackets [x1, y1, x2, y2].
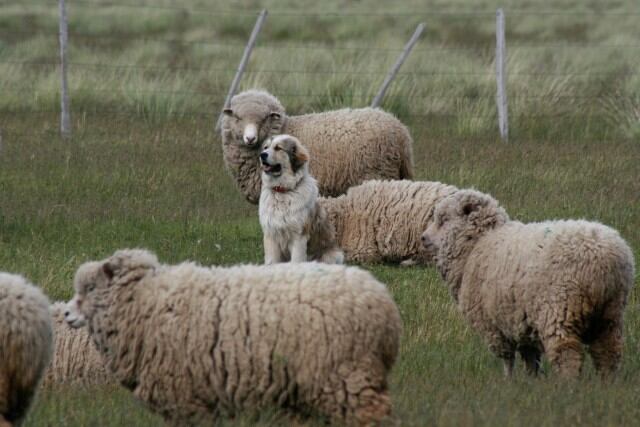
[40, 302, 111, 388]
[221, 89, 414, 203]
[319, 179, 458, 265]
[421, 189, 636, 378]
[65, 249, 402, 426]
[0, 273, 53, 426]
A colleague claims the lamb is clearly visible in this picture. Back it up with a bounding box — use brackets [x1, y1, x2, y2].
[65, 249, 402, 426]
[421, 189, 636, 378]
[0, 272, 53, 426]
[40, 302, 111, 388]
[319, 179, 458, 265]
[221, 89, 414, 203]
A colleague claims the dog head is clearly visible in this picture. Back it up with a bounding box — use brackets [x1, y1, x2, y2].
[259, 134, 309, 178]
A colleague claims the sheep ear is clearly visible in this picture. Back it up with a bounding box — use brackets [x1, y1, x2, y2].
[223, 108, 233, 116]
[269, 112, 281, 120]
[102, 262, 114, 280]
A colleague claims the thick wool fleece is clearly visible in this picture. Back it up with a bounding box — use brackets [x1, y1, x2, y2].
[73, 249, 402, 426]
[41, 302, 110, 388]
[0, 273, 53, 425]
[221, 89, 414, 203]
[319, 180, 458, 264]
[426, 190, 636, 378]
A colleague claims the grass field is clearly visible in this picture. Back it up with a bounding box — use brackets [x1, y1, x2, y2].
[1, 0, 639, 426]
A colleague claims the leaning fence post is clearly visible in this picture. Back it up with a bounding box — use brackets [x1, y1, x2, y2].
[215, 9, 268, 132]
[58, 0, 71, 138]
[371, 23, 425, 108]
[495, 8, 509, 142]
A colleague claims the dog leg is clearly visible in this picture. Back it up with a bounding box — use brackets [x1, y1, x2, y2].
[264, 235, 283, 265]
[289, 236, 308, 263]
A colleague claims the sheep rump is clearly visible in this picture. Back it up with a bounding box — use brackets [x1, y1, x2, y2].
[221, 89, 414, 203]
[319, 179, 458, 265]
[422, 190, 636, 378]
[69, 249, 402, 426]
[0, 272, 53, 426]
[40, 302, 111, 388]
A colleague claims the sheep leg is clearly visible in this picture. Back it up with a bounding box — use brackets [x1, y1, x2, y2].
[587, 317, 624, 379]
[289, 236, 308, 263]
[519, 346, 542, 376]
[545, 336, 584, 379]
[502, 355, 515, 378]
[263, 235, 283, 264]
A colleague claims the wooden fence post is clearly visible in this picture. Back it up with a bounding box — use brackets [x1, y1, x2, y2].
[215, 9, 268, 132]
[371, 23, 425, 108]
[495, 8, 509, 142]
[59, 0, 71, 138]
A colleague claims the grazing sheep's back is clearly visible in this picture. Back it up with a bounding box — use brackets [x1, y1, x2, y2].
[320, 180, 458, 264]
[85, 257, 401, 425]
[41, 302, 111, 388]
[284, 109, 414, 197]
[0, 273, 53, 425]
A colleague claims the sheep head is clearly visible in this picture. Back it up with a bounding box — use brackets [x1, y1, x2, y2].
[222, 89, 286, 148]
[421, 190, 509, 295]
[66, 249, 159, 329]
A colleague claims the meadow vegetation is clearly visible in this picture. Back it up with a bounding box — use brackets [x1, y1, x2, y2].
[0, 0, 639, 425]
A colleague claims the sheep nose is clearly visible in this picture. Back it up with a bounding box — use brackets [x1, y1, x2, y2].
[260, 152, 268, 161]
[64, 310, 70, 317]
[245, 135, 256, 144]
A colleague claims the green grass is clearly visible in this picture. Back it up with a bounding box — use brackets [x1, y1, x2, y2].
[1, 0, 639, 426]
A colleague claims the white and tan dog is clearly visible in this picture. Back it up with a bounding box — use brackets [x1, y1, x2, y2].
[259, 135, 343, 264]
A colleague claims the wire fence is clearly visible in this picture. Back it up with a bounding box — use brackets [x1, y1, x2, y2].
[1, 1, 639, 141]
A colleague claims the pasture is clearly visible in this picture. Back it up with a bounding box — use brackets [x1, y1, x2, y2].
[1, 0, 639, 425]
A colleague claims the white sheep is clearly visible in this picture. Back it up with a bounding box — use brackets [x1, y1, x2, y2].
[65, 249, 402, 426]
[421, 189, 636, 378]
[40, 302, 111, 388]
[0, 273, 53, 426]
[319, 179, 458, 265]
[221, 89, 414, 203]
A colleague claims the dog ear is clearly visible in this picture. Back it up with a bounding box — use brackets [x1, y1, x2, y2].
[285, 137, 309, 172]
[223, 108, 234, 117]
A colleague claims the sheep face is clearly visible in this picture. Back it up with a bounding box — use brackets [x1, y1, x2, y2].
[65, 261, 109, 329]
[421, 190, 509, 274]
[260, 135, 309, 177]
[223, 103, 284, 148]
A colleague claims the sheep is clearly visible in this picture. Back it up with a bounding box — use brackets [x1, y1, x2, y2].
[0, 272, 53, 426]
[421, 189, 636, 378]
[40, 302, 111, 388]
[221, 89, 414, 204]
[65, 249, 402, 426]
[319, 179, 458, 265]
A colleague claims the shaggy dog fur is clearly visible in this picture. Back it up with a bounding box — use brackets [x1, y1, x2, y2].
[40, 302, 111, 388]
[319, 180, 458, 265]
[66, 249, 402, 426]
[0, 273, 53, 426]
[259, 135, 343, 264]
[221, 89, 414, 203]
[421, 190, 636, 378]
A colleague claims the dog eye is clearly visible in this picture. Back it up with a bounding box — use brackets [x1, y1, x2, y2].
[274, 146, 281, 151]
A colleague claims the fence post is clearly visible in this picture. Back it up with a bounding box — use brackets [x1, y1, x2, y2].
[215, 9, 268, 132]
[495, 8, 509, 142]
[371, 23, 425, 108]
[59, 0, 71, 138]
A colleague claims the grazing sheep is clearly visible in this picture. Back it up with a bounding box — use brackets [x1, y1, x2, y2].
[421, 189, 636, 378]
[40, 302, 111, 388]
[0, 273, 53, 426]
[65, 249, 402, 426]
[319, 180, 458, 265]
[221, 89, 414, 203]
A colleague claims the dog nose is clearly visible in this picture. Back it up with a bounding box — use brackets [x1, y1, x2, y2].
[260, 152, 268, 161]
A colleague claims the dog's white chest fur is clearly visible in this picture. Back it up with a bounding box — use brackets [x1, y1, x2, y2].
[259, 177, 317, 237]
